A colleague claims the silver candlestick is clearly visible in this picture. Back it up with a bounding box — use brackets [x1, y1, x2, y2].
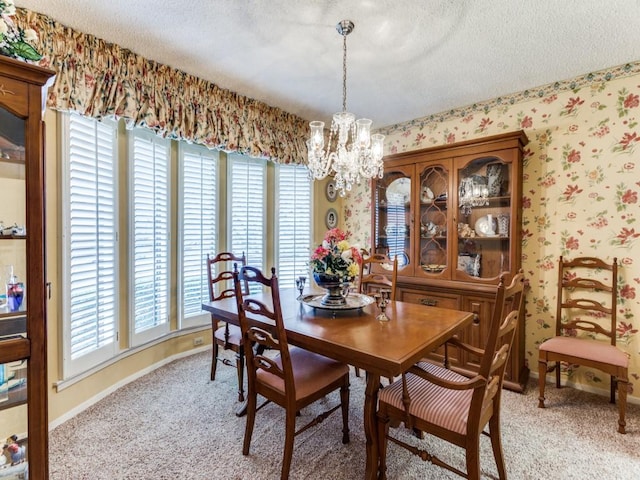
[296, 276, 307, 299]
[375, 289, 391, 322]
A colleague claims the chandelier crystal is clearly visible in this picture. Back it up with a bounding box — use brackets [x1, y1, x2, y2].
[306, 20, 385, 197]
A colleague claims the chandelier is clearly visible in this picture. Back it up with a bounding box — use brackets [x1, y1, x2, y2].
[306, 20, 385, 197]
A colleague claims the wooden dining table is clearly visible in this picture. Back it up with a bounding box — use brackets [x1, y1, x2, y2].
[202, 288, 474, 480]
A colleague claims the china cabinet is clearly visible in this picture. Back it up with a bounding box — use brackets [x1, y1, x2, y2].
[372, 131, 529, 391]
[0, 55, 54, 479]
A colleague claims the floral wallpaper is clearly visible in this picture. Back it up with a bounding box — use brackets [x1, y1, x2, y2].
[345, 61, 640, 401]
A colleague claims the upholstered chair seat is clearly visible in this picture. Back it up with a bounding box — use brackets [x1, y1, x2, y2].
[540, 337, 629, 368]
[538, 256, 628, 434]
[378, 361, 474, 435]
[256, 346, 350, 401]
[213, 324, 243, 346]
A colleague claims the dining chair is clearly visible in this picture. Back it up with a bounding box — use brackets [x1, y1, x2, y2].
[538, 256, 628, 433]
[357, 252, 398, 301]
[376, 271, 525, 480]
[355, 252, 399, 378]
[207, 252, 249, 402]
[232, 265, 350, 480]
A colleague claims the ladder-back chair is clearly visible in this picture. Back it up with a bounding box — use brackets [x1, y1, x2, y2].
[232, 265, 350, 480]
[355, 252, 399, 379]
[538, 256, 628, 433]
[358, 252, 398, 301]
[207, 252, 248, 403]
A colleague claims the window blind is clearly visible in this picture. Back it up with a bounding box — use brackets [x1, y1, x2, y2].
[63, 113, 118, 374]
[229, 155, 265, 292]
[276, 164, 312, 287]
[179, 145, 217, 324]
[131, 130, 170, 342]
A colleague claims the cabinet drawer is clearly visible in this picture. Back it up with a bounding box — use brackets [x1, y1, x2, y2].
[399, 289, 463, 367]
[398, 289, 461, 310]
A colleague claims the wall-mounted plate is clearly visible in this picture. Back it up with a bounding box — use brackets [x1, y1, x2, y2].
[325, 208, 338, 229]
[325, 180, 338, 202]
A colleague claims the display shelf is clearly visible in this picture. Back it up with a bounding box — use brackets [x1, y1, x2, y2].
[0, 234, 26, 240]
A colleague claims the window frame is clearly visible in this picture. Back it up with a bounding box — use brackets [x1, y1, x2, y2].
[275, 162, 313, 287]
[227, 154, 267, 282]
[128, 128, 171, 346]
[60, 112, 119, 378]
[177, 142, 219, 329]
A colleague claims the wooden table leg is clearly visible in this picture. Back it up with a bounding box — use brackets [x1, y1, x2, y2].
[364, 372, 381, 480]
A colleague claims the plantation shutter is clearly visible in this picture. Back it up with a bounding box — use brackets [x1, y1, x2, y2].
[130, 130, 170, 344]
[179, 145, 217, 326]
[276, 164, 312, 287]
[229, 155, 265, 292]
[63, 113, 118, 376]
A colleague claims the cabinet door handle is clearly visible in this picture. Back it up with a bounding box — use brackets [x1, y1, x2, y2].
[420, 298, 437, 307]
[472, 313, 480, 325]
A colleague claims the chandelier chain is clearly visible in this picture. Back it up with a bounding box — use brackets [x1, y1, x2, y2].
[342, 32, 347, 113]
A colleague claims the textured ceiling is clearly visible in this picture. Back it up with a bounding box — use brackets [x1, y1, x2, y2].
[15, 0, 640, 129]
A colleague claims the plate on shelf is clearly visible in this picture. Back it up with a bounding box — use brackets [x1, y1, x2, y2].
[420, 186, 434, 204]
[378, 252, 409, 269]
[299, 293, 375, 311]
[422, 264, 446, 273]
[386, 177, 411, 205]
[474, 215, 498, 237]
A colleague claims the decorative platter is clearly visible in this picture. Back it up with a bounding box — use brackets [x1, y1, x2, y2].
[385, 177, 411, 205]
[474, 215, 498, 237]
[379, 252, 409, 269]
[299, 293, 375, 311]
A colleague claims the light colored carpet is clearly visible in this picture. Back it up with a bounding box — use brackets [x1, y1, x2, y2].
[49, 351, 640, 479]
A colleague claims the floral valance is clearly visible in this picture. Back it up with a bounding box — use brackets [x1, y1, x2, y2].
[15, 8, 308, 164]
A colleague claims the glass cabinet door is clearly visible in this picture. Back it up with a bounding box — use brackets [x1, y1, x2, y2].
[0, 106, 27, 314]
[373, 165, 413, 274]
[0, 103, 29, 473]
[416, 160, 451, 278]
[454, 152, 515, 282]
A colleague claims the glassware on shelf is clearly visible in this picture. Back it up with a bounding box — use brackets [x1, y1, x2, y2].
[6, 266, 24, 312]
[458, 175, 489, 215]
[0, 266, 7, 307]
[486, 163, 507, 196]
[0, 363, 8, 402]
[497, 214, 510, 236]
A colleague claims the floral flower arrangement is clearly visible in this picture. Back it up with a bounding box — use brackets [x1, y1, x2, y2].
[0, 0, 42, 62]
[310, 228, 361, 281]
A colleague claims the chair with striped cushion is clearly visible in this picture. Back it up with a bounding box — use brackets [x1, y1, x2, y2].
[538, 256, 628, 434]
[376, 271, 525, 480]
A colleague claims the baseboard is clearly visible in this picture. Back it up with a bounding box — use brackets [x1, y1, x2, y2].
[530, 370, 640, 406]
[48, 346, 210, 431]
